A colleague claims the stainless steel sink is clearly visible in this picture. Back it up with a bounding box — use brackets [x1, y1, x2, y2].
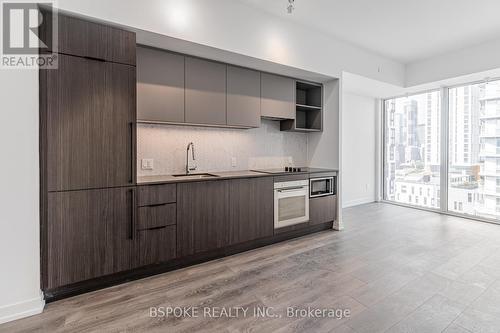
[172, 173, 220, 179]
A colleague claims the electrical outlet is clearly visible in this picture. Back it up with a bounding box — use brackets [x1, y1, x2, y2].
[231, 157, 237, 168]
[141, 159, 154, 170]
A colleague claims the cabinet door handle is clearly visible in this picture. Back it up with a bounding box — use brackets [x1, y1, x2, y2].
[130, 188, 137, 240]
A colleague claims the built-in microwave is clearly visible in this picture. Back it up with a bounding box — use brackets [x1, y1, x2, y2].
[310, 176, 335, 198]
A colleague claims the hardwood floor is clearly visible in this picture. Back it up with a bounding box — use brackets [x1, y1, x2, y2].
[4, 203, 500, 332]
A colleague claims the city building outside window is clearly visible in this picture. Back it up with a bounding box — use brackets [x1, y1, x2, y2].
[383, 91, 441, 209]
[449, 80, 500, 219]
[384, 79, 500, 221]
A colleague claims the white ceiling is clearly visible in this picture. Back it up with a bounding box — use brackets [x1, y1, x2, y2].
[238, 0, 500, 64]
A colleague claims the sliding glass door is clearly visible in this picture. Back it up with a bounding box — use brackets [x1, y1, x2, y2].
[448, 80, 500, 219]
[383, 91, 441, 209]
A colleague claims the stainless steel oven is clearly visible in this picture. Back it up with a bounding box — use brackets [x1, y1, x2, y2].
[310, 176, 335, 198]
[274, 180, 309, 229]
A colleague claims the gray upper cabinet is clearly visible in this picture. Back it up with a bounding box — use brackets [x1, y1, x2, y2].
[135, 49, 317, 129]
[261, 73, 295, 120]
[185, 57, 227, 126]
[226, 66, 261, 128]
[137, 47, 185, 123]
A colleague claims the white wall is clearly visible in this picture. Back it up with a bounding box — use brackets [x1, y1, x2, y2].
[341, 92, 378, 208]
[406, 36, 500, 87]
[0, 70, 44, 323]
[56, 0, 405, 86]
[308, 79, 340, 169]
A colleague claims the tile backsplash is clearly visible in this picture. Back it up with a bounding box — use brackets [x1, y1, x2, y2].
[137, 120, 308, 176]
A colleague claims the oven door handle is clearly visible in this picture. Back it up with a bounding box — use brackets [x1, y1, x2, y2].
[277, 186, 306, 193]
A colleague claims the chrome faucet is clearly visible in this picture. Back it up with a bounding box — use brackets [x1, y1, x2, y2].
[186, 142, 197, 174]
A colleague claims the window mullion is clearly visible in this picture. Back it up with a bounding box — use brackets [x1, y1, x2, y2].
[440, 87, 449, 213]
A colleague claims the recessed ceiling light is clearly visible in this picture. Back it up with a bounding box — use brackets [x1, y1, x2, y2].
[287, 0, 295, 14]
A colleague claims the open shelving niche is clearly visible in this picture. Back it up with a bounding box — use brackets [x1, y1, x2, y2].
[281, 80, 323, 132]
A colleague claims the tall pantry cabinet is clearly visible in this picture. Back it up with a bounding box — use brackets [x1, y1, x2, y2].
[39, 10, 138, 292]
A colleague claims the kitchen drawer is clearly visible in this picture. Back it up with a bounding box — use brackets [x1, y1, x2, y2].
[137, 184, 176, 206]
[137, 203, 176, 230]
[138, 225, 177, 266]
[309, 195, 336, 225]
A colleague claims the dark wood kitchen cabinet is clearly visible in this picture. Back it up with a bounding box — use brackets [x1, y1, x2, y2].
[45, 187, 137, 289]
[137, 226, 177, 267]
[39, 10, 138, 294]
[228, 177, 274, 244]
[40, 10, 136, 65]
[226, 66, 261, 128]
[137, 184, 177, 207]
[177, 177, 274, 255]
[43, 54, 136, 191]
[261, 73, 295, 120]
[309, 195, 337, 225]
[137, 47, 185, 123]
[177, 180, 230, 256]
[137, 203, 176, 230]
[185, 57, 227, 126]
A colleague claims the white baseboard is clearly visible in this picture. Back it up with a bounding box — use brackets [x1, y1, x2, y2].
[342, 197, 375, 208]
[0, 294, 45, 324]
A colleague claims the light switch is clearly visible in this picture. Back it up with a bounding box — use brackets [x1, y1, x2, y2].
[142, 159, 154, 170]
[231, 157, 237, 168]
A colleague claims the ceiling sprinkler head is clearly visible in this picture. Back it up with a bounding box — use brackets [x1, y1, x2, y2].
[287, 0, 295, 14]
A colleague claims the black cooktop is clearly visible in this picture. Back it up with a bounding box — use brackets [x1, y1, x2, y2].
[251, 167, 310, 174]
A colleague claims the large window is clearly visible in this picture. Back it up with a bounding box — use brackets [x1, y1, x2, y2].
[449, 80, 500, 219]
[383, 79, 500, 222]
[384, 91, 441, 209]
